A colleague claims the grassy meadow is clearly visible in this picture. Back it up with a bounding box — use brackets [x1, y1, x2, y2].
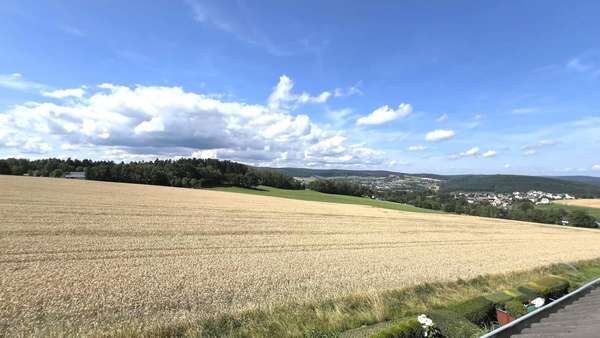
[211, 185, 442, 214]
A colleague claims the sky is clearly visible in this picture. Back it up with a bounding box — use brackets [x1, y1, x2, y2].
[1, 0, 599, 175]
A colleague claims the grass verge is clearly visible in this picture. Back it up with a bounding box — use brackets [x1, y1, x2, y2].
[111, 258, 600, 338]
[211, 186, 442, 214]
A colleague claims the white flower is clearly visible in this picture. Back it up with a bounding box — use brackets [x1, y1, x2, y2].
[531, 297, 545, 308]
[417, 314, 428, 324]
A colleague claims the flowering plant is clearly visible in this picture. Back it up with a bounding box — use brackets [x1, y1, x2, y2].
[417, 314, 441, 337]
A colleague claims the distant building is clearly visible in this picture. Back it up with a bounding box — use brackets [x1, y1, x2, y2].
[64, 171, 85, 179]
[536, 198, 550, 205]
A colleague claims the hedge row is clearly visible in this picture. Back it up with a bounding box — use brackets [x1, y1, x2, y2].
[370, 275, 570, 338]
[370, 319, 424, 338]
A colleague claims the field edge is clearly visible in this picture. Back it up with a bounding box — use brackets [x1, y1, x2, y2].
[112, 257, 600, 338]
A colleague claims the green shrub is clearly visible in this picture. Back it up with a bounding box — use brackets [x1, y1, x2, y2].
[448, 296, 495, 325]
[484, 291, 514, 306]
[508, 286, 540, 303]
[528, 276, 569, 299]
[503, 300, 527, 318]
[370, 319, 424, 338]
[427, 310, 483, 338]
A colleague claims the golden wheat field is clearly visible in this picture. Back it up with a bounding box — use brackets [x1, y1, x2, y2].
[554, 199, 600, 208]
[2, 175, 600, 336]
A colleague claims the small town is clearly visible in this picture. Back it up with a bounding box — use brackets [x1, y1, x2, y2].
[453, 190, 576, 209]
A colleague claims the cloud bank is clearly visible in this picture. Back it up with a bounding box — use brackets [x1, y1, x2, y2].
[0, 76, 384, 167]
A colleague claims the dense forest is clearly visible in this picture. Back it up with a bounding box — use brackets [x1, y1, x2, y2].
[308, 179, 373, 197]
[0, 158, 302, 190]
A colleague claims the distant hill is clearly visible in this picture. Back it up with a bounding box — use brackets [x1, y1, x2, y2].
[261, 167, 600, 197]
[263, 167, 406, 178]
[261, 167, 445, 179]
[440, 175, 600, 196]
[550, 176, 600, 187]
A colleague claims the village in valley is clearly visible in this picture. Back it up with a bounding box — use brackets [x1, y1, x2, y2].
[452, 190, 576, 209]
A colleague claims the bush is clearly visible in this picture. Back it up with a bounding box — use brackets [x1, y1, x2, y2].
[448, 296, 495, 325]
[504, 286, 540, 303]
[427, 310, 483, 338]
[569, 210, 598, 228]
[527, 276, 569, 299]
[484, 291, 514, 306]
[502, 300, 527, 318]
[370, 319, 424, 338]
[50, 169, 64, 178]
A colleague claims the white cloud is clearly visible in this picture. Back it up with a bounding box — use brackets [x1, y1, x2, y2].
[511, 108, 538, 115]
[425, 129, 455, 142]
[42, 87, 86, 99]
[334, 82, 363, 97]
[134, 117, 165, 134]
[268, 75, 331, 110]
[449, 146, 484, 160]
[462, 147, 479, 156]
[567, 58, 593, 72]
[592, 164, 600, 171]
[482, 150, 497, 158]
[504, 163, 511, 168]
[436, 113, 448, 122]
[0, 73, 45, 91]
[60, 25, 86, 37]
[0, 75, 384, 167]
[522, 140, 558, 156]
[566, 56, 600, 76]
[356, 103, 412, 126]
[408, 145, 427, 151]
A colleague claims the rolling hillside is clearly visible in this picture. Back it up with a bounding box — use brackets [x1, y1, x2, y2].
[440, 174, 600, 195]
[268, 167, 600, 196]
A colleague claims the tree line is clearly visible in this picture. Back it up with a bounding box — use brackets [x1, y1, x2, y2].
[0, 158, 303, 190]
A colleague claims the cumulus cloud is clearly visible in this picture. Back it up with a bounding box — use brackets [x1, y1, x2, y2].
[0, 76, 384, 167]
[408, 145, 427, 151]
[482, 150, 497, 158]
[522, 140, 558, 156]
[268, 75, 331, 110]
[42, 87, 86, 99]
[592, 164, 600, 171]
[356, 103, 412, 126]
[448, 147, 481, 160]
[425, 129, 455, 142]
[462, 147, 479, 157]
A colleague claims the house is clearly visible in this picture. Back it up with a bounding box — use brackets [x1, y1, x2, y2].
[536, 198, 550, 205]
[64, 171, 85, 179]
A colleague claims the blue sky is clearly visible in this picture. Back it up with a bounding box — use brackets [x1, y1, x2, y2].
[1, 0, 599, 175]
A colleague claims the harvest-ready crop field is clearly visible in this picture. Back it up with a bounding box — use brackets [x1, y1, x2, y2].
[2, 176, 600, 336]
[554, 199, 600, 208]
